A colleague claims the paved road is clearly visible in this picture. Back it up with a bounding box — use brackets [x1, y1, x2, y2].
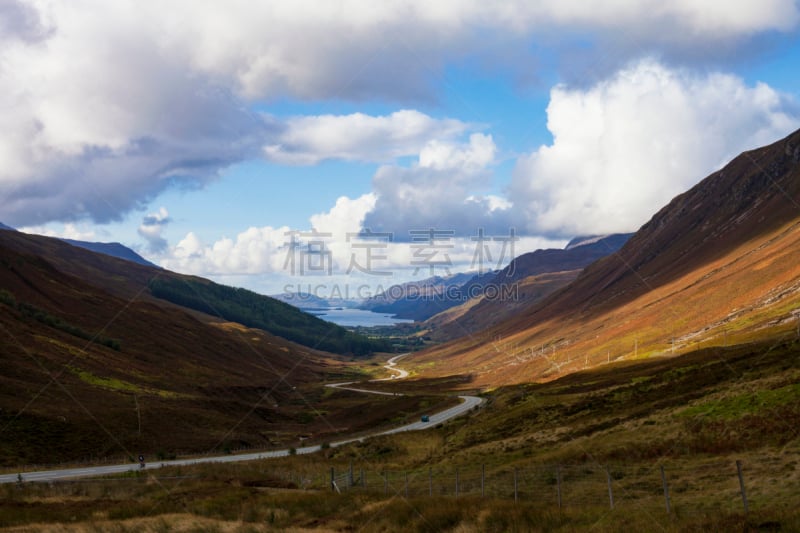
[380, 353, 409, 380]
[1, 354, 483, 484]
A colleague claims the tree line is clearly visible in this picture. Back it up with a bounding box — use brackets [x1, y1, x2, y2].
[148, 277, 390, 356]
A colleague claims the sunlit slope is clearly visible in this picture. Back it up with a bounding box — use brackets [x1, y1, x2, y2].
[410, 129, 800, 386]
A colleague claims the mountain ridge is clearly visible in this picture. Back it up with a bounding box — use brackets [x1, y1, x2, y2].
[421, 234, 631, 338]
[410, 127, 800, 386]
[61, 238, 160, 268]
[357, 235, 631, 323]
[0, 229, 403, 464]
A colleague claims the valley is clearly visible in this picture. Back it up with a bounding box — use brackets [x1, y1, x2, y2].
[0, 339, 796, 531]
[1, 129, 799, 531]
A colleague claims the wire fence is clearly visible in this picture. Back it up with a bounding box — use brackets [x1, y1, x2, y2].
[322, 458, 797, 516]
[14, 457, 796, 519]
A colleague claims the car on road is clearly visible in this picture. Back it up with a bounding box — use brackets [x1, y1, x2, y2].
[421, 415, 430, 422]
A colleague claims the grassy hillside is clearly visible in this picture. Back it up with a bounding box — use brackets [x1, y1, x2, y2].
[425, 270, 581, 341]
[149, 277, 390, 356]
[0, 232, 425, 465]
[3, 339, 797, 531]
[409, 128, 800, 386]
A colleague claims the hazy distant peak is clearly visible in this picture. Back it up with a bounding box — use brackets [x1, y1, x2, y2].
[565, 235, 610, 250]
[61, 239, 160, 268]
[0, 222, 16, 231]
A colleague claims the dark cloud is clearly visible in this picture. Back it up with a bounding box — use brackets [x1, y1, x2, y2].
[1, 1, 798, 229]
[0, 0, 50, 43]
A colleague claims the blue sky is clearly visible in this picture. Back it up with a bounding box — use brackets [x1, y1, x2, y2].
[2, 1, 800, 297]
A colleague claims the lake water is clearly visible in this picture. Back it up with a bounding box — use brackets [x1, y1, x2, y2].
[310, 308, 414, 327]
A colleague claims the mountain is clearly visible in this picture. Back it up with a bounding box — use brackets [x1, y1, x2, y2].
[0, 225, 159, 267]
[421, 234, 631, 338]
[493, 233, 632, 285]
[0, 230, 393, 464]
[424, 270, 583, 340]
[149, 277, 389, 355]
[358, 272, 480, 321]
[0, 230, 386, 356]
[61, 238, 160, 268]
[358, 236, 631, 324]
[271, 291, 360, 310]
[411, 128, 800, 386]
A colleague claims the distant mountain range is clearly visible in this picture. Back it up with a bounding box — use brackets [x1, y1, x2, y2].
[496, 233, 632, 284]
[271, 291, 361, 310]
[412, 127, 800, 386]
[61, 238, 160, 268]
[0, 222, 158, 268]
[423, 233, 631, 339]
[358, 272, 478, 321]
[358, 234, 631, 322]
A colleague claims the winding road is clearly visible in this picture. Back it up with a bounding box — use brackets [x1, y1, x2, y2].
[0, 354, 483, 484]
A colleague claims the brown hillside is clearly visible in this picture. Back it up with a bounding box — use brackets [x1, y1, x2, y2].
[0, 231, 403, 466]
[425, 270, 581, 341]
[409, 128, 800, 386]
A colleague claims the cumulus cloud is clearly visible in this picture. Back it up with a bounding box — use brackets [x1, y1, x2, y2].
[264, 110, 469, 165]
[1, 1, 799, 230]
[18, 223, 97, 241]
[362, 133, 516, 238]
[2, 1, 798, 229]
[156, 193, 377, 278]
[159, 226, 293, 276]
[148, 193, 564, 293]
[137, 207, 171, 253]
[510, 59, 800, 237]
[0, 2, 272, 226]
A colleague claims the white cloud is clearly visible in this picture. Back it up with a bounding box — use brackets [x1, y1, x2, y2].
[18, 223, 97, 241]
[264, 110, 468, 165]
[164, 0, 800, 97]
[1, 1, 798, 229]
[159, 226, 293, 276]
[155, 193, 377, 278]
[362, 133, 516, 238]
[419, 133, 496, 171]
[137, 207, 171, 253]
[149, 220, 566, 296]
[310, 194, 377, 239]
[510, 59, 800, 237]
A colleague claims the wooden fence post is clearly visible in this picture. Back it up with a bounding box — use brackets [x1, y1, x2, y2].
[455, 468, 460, 497]
[556, 465, 562, 509]
[481, 464, 485, 497]
[736, 460, 749, 514]
[660, 465, 671, 514]
[514, 467, 518, 503]
[606, 467, 614, 509]
[330, 467, 335, 492]
[429, 468, 433, 497]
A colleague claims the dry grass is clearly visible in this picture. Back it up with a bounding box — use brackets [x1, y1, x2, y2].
[3, 339, 798, 531]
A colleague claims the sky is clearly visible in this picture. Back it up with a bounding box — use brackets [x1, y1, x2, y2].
[2, 0, 800, 298]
